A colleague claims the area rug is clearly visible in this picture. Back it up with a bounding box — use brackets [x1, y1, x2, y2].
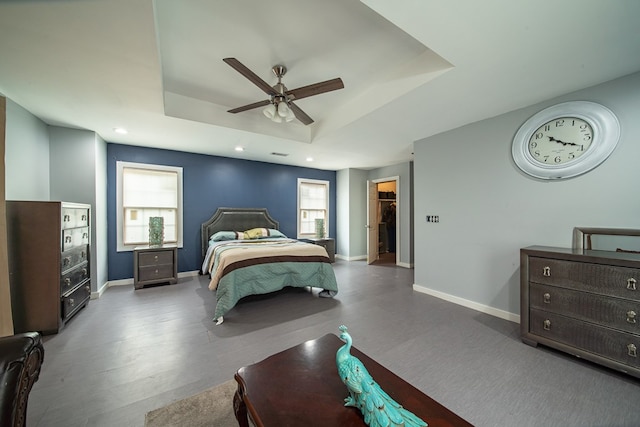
[145, 379, 238, 427]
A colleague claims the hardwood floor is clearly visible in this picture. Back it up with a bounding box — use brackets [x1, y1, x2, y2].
[27, 259, 640, 426]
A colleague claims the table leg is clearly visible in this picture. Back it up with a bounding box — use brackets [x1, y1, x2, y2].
[233, 382, 249, 427]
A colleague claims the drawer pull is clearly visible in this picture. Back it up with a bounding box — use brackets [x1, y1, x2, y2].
[85, 285, 90, 292]
[83, 232, 88, 239]
[154, 255, 158, 260]
[543, 293, 551, 304]
[69, 298, 75, 307]
[543, 266, 551, 277]
[65, 236, 72, 243]
[81, 214, 87, 221]
[82, 268, 88, 277]
[64, 278, 71, 285]
[64, 214, 70, 222]
[628, 343, 637, 358]
[543, 319, 551, 331]
[628, 278, 637, 291]
[627, 311, 637, 324]
[63, 257, 71, 266]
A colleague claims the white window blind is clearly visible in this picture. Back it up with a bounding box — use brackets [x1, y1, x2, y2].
[298, 179, 329, 237]
[117, 162, 183, 251]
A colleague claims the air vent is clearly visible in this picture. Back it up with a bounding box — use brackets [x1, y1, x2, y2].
[270, 152, 289, 157]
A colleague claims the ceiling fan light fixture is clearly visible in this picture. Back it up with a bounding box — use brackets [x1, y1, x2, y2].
[277, 101, 290, 118]
[263, 103, 277, 119]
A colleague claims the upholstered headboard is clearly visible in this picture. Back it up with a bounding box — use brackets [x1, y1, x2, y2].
[200, 207, 279, 258]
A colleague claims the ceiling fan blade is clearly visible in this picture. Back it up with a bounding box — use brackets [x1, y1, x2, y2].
[223, 58, 277, 96]
[228, 99, 271, 114]
[286, 78, 344, 101]
[289, 102, 314, 125]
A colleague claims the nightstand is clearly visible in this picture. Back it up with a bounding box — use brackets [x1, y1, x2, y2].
[301, 238, 335, 263]
[133, 245, 178, 289]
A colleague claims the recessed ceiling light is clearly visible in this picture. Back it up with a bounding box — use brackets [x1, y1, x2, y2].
[306, 157, 314, 162]
[114, 127, 128, 135]
[235, 146, 244, 152]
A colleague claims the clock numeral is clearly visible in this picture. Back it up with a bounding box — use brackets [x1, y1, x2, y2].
[534, 132, 543, 140]
[544, 125, 551, 132]
[582, 134, 592, 141]
[555, 119, 565, 127]
[554, 156, 562, 163]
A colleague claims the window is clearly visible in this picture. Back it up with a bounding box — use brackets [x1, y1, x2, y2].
[297, 178, 329, 238]
[116, 161, 183, 251]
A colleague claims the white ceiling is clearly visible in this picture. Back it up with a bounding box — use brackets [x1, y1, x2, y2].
[1, 0, 640, 171]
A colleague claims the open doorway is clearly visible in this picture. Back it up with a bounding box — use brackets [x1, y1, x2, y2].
[367, 178, 398, 265]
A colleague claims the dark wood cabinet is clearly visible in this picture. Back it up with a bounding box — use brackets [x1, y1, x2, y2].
[7, 201, 91, 335]
[133, 245, 178, 289]
[521, 245, 640, 378]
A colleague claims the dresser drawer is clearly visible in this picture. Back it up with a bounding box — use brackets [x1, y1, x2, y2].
[529, 256, 640, 300]
[62, 207, 90, 229]
[61, 245, 89, 273]
[530, 309, 640, 369]
[62, 226, 90, 251]
[61, 262, 89, 295]
[530, 283, 640, 334]
[138, 250, 174, 267]
[61, 282, 90, 321]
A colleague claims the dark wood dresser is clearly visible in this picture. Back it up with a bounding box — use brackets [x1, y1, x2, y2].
[133, 245, 178, 289]
[521, 245, 640, 378]
[7, 201, 91, 335]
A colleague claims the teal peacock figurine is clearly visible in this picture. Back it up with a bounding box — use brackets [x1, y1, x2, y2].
[336, 325, 427, 427]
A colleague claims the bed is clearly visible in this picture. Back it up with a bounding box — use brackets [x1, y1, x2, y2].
[201, 207, 338, 324]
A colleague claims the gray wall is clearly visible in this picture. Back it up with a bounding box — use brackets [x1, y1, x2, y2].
[413, 71, 640, 321]
[49, 127, 108, 293]
[336, 168, 368, 260]
[5, 99, 50, 200]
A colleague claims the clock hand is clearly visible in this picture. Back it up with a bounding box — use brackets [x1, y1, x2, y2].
[548, 136, 579, 147]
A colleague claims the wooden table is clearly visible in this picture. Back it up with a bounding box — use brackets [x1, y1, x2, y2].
[234, 334, 473, 427]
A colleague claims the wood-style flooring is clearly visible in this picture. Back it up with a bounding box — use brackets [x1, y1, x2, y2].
[27, 259, 640, 426]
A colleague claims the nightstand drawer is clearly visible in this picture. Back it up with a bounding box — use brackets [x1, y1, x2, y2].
[138, 264, 175, 282]
[138, 250, 174, 267]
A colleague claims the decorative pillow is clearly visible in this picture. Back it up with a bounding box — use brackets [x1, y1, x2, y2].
[209, 231, 243, 242]
[243, 228, 287, 239]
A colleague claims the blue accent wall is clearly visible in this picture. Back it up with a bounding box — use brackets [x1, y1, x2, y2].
[107, 143, 336, 280]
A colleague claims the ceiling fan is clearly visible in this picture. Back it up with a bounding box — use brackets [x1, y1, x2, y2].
[223, 57, 344, 125]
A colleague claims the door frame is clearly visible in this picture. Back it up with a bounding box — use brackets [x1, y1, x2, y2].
[366, 176, 399, 265]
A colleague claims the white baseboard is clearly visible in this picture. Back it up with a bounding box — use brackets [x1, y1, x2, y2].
[92, 270, 200, 299]
[413, 284, 520, 324]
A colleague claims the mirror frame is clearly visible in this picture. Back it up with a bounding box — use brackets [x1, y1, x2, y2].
[572, 227, 640, 251]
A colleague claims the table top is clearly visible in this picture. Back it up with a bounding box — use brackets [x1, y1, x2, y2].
[235, 333, 473, 427]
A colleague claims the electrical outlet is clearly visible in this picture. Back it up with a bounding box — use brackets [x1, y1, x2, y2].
[426, 215, 440, 223]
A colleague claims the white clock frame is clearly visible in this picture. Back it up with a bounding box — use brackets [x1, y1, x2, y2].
[512, 101, 620, 180]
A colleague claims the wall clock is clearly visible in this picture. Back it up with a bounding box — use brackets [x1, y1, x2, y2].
[512, 101, 620, 180]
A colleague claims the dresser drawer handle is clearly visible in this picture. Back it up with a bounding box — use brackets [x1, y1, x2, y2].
[628, 343, 637, 358]
[63, 257, 71, 266]
[543, 266, 551, 277]
[64, 214, 71, 222]
[69, 298, 75, 307]
[543, 293, 551, 304]
[543, 319, 551, 331]
[64, 278, 71, 285]
[65, 236, 72, 243]
[628, 278, 637, 291]
[627, 311, 637, 324]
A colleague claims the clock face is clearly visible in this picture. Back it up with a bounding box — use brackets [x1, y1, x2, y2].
[527, 117, 594, 165]
[512, 101, 620, 180]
